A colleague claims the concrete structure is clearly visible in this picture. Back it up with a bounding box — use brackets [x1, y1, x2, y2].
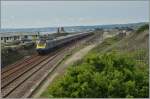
[0, 32, 40, 43]
[57, 27, 66, 33]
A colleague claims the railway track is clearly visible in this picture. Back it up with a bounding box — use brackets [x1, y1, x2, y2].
[1, 34, 95, 98]
[2, 54, 39, 73]
[2, 48, 66, 98]
[1, 55, 41, 80]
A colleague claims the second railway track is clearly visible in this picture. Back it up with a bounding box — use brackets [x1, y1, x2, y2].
[1, 54, 39, 74]
[1, 55, 41, 79]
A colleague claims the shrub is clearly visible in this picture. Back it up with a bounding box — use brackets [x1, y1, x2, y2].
[45, 52, 148, 98]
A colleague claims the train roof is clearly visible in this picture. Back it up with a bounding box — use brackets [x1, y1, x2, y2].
[54, 32, 89, 41]
[37, 32, 91, 42]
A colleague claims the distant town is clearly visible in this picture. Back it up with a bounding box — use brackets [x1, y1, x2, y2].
[0, 22, 146, 44]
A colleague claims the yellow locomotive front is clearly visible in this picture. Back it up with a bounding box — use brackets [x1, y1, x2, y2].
[36, 39, 47, 54]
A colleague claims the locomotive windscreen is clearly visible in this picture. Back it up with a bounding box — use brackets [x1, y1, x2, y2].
[37, 39, 46, 48]
[38, 40, 46, 45]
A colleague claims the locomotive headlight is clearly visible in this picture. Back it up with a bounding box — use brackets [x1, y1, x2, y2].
[37, 42, 46, 49]
[44, 43, 46, 47]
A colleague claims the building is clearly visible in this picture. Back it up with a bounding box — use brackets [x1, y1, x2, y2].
[0, 32, 40, 43]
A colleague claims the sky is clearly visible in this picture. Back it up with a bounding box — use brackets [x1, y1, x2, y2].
[1, 1, 149, 29]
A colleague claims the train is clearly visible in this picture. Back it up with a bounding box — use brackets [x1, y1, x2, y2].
[36, 32, 93, 54]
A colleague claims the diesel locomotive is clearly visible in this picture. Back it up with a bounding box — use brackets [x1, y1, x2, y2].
[36, 32, 93, 54]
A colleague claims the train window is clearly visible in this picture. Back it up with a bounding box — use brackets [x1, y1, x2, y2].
[4, 37, 6, 42]
[38, 40, 46, 45]
[1, 37, 3, 40]
[6, 37, 9, 40]
[24, 35, 28, 38]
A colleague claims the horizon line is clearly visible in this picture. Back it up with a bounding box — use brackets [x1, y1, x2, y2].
[1, 21, 148, 30]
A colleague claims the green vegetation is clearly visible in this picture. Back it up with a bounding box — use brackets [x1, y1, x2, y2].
[41, 52, 148, 98]
[1, 44, 36, 67]
[1, 48, 24, 67]
[136, 24, 149, 33]
[41, 24, 149, 98]
[91, 36, 120, 53]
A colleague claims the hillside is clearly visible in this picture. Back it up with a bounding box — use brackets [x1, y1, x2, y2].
[41, 24, 149, 98]
[111, 25, 148, 52]
[91, 24, 149, 63]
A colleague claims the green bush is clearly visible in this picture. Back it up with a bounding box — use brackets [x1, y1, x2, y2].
[45, 52, 148, 98]
[136, 24, 149, 33]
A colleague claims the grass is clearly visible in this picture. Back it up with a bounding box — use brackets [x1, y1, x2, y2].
[40, 72, 63, 98]
[91, 36, 120, 53]
[136, 24, 149, 33]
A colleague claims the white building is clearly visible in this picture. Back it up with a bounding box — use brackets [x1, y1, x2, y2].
[0, 32, 40, 43]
